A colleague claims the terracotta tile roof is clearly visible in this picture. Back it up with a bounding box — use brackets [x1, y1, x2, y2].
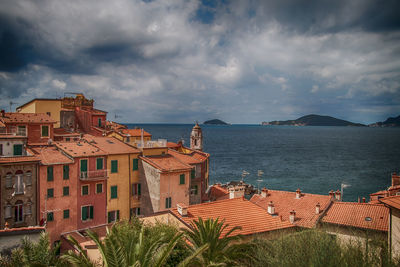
[380, 195, 400, 210]
[140, 154, 192, 172]
[167, 142, 180, 149]
[55, 141, 107, 158]
[0, 226, 45, 236]
[0, 155, 39, 164]
[120, 128, 152, 137]
[83, 135, 140, 154]
[30, 146, 73, 165]
[171, 197, 295, 237]
[53, 128, 80, 137]
[250, 189, 332, 228]
[1, 113, 56, 124]
[207, 184, 230, 201]
[370, 190, 389, 196]
[106, 121, 127, 130]
[168, 149, 202, 165]
[0, 134, 27, 139]
[62, 223, 112, 247]
[321, 202, 388, 232]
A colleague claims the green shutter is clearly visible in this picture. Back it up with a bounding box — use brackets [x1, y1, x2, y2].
[111, 160, 118, 173]
[179, 174, 185, 184]
[132, 159, 138, 171]
[96, 158, 103, 170]
[42, 126, 49, 136]
[47, 188, 54, 198]
[137, 208, 140, 215]
[63, 186, 69, 196]
[108, 212, 112, 223]
[89, 206, 94, 219]
[80, 159, 88, 172]
[47, 166, 53, 181]
[13, 144, 23, 156]
[169, 197, 171, 208]
[111, 186, 118, 199]
[195, 185, 198, 195]
[138, 184, 141, 195]
[63, 209, 70, 219]
[191, 169, 195, 179]
[165, 198, 168, 209]
[47, 212, 54, 221]
[63, 165, 69, 179]
[82, 185, 89, 195]
[82, 207, 87, 220]
[96, 183, 103, 193]
[117, 210, 120, 220]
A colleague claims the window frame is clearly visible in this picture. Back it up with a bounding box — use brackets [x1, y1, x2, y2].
[47, 166, 54, 181]
[47, 212, 54, 222]
[111, 160, 118, 173]
[81, 185, 89, 196]
[96, 183, 103, 194]
[63, 209, 70, 219]
[13, 144, 23, 156]
[14, 201, 24, 223]
[47, 188, 54, 198]
[132, 158, 138, 171]
[111, 185, 118, 199]
[96, 157, 104, 170]
[165, 197, 172, 209]
[41, 125, 49, 137]
[179, 174, 185, 185]
[81, 205, 94, 221]
[63, 165, 69, 180]
[63, 186, 70, 196]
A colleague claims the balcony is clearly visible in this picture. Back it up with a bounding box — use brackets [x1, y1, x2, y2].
[0, 126, 27, 137]
[80, 170, 108, 181]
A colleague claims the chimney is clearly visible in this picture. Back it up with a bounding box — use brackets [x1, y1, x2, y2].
[289, 210, 296, 224]
[335, 190, 341, 201]
[358, 197, 361, 203]
[177, 203, 188, 216]
[267, 201, 275, 215]
[229, 185, 245, 199]
[329, 190, 335, 199]
[392, 172, 400, 187]
[362, 197, 366, 203]
[261, 187, 268, 198]
[296, 188, 301, 199]
[315, 203, 321, 214]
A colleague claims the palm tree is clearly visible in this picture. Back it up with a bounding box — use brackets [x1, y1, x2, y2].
[62, 220, 207, 267]
[182, 217, 253, 266]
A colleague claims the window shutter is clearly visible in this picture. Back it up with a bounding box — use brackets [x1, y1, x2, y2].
[165, 198, 168, 209]
[133, 159, 138, 170]
[195, 185, 198, 195]
[13, 144, 22, 156]
[97, 158, 103, 170]
[82, 207, 87, 220]
[47, 166, 53, 181]
[42, 126, 49, 136]
[63, 165, 69, 179]
[108, 212, 112, 223]
[111, 186, 118, 199]
[191, 169, 195, 179]
[138, 184, 141, 195]
[117, 210, 120, 220]
[89, 206, 94, 219]
[111, 160, 118, 173]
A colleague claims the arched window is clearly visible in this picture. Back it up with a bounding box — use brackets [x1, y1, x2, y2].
[14, 200, 23, 223]
[15, 170, 24, 194]
[5, 172, 12, 188]
[26, 171, 32, 186]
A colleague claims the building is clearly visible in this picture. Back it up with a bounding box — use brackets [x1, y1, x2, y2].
[0, 226, 45, 254]
[108, 128, 152, 147]
[16, 99, 62, 128]
[30, 146, 76, 244]
[190, 122, 203, 151]
[370, 172, 400, 203]
[54, 141, 108, 231]
[82, 135, 141, 221]
[379, 196, 400, 257]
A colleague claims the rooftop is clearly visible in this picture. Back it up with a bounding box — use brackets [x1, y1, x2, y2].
[0, 226, 45, 236]
[380, 195, 400, 210]
[170, 197, 295, 237]
[321, 202, 388, 232]
[120, 128, 152, 137]
[16, 98, 61, 110]
[53, 128, 80, 137]
[140, 154, 192, 172]
[83, 135, 140, 155]
[250, 189, 332, 228]
[0, 155, 39, 164]
[30, 146, 73, 165]
[0, 113, 56, 124]
[168, 149, 202, 165]
[207, 184, 230, 201]
[55, 141, 107, 158]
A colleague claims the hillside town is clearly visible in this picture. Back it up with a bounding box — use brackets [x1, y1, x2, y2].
[0, 93, 400, 262]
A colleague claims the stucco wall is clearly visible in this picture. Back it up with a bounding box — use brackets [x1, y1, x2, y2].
[0, 139, 26, 156]
[140, 161, 160, 215]
[391, 208, 400, 257]
[159, 170, 190, 212]
[34, 100, 62, 128]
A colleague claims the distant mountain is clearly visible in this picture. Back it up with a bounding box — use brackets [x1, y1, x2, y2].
[369, 115, 400, 127]
[262, 114, 365, 127]
[204, 119, 229, 125]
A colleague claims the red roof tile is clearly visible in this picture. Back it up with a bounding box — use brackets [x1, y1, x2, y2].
[321, 202, 388, 232]
[53, 128, 80, 137]
[0, 153, 39, 164]
[30, 146, 73, 165]
[121, 128, 152, 137]
[171, 197, 295, 237]
[0, 226, 45, 235]
[55, 141, 107, 157]
[168, 149, 202, 165]
[167, 142, 180, 149]
[208, 184, 230, 201]
[140, 154, 192, 172]
[380, 195, 400, 210]
[250, 189, 332, 228]
[1, 113, 56, 124]
[83, 135, 140, 154]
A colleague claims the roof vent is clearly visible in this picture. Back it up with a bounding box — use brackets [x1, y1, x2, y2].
[296, 188, 301, 199]
[261, 187, 268, 198]
[177, 203, 188, 216]
[267, 201, 275, 215]
[315, 203, 321, 214]
[289, 210, 296, 224]
[365, 217, 372, 222]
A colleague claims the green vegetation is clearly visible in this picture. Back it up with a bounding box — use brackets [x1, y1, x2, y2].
[0, 219, 398, 267]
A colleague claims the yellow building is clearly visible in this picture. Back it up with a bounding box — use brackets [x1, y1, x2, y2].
[16, 99, 62, 128]
[108, 128, 152, 147]
[83, 135, 141, 221]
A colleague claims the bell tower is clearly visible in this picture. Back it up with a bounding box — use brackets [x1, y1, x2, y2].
[190, 122, 203, 151]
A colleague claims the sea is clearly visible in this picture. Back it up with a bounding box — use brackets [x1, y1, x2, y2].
[126, 124, 400, 202]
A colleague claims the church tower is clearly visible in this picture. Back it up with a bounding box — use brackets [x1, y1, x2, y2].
[190, 122, 203, 151]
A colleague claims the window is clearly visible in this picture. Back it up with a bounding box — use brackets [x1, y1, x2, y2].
[17, 125, 26, 136]
[179, 174, 185, 185]
[165, 197, 172, 209]
[41, 125, 49, 137]
[193, 185, 198, 195]
[108, 210, 120, 223]
[26, 171, 32, 185]
[0, 144, 2, 155]
[47, 166, 54, 181]
[46, 112, 51, 116]
[5, 172, 12, 188]
[82, 185, 89, 196]
[96, 158, 103, 170]
[191, 168, 195, 179]
[63, 186, 69, 196]
[63, 209, 70, 219]
[98, 118, 102, 127]
[15, 172, 24, 194]
[47, 188, 54, 198]
[132, 159, 138, 171]
[96, 183, 103, 194]
[63, 165, 69, 180]
[130, 208, 140, 218]
[15, 201, 23, 223]
[80, 159, 88, 178]
[111, 186, 118, 199]
[47, 212, 54, 222]
[111, 160, 118, 173]
[132, 183, 141, 196]
[81, 205, 94, 221]
[126, 137, 130, 142]
[5, 204, 12, 218]
[13, 144, 23, 156]
[66, 137, 70, 142]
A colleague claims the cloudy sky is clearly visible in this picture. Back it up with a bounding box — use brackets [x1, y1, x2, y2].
[0, 0, 399, 124]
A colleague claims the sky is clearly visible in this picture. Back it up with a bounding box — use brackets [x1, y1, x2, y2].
[0, 0, 399, 124]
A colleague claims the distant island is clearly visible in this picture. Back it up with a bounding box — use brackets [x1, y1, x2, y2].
[204, 119, 229, 125]
[369, 115, 400, 127]
[262, 114, 365, 127]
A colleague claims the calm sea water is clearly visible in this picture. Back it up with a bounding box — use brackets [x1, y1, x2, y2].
[126, 124, 400, 202]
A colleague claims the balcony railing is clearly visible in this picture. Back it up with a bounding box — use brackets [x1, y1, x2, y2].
[80, 170, 108, 181]
[0, 126, 27, 137]
[136, 139, 167, 148]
